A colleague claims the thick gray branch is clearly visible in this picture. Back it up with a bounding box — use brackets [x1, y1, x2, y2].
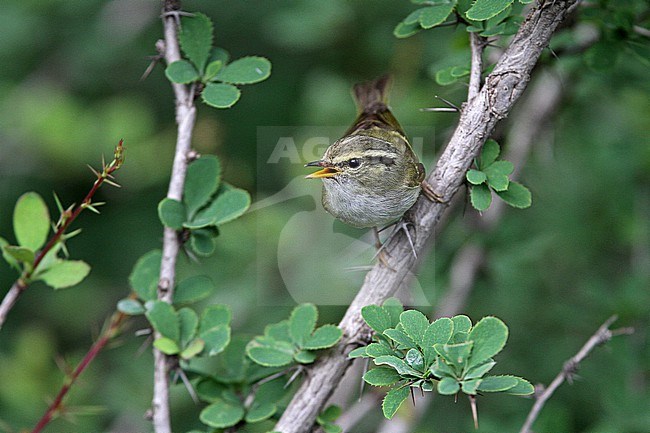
[152, 2, 197, 432]
[274, 1, 577, 432]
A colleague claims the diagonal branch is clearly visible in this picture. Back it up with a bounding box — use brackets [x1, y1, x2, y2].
[274, 1, 578, 432]
[151, 1, 197, 432]
[519, 316, 634, 433]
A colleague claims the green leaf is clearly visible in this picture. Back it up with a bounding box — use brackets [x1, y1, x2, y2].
[265, 320, 292, 343]
[208, 47, 230, 67]
[394, 21, 422, 39]
[37, 260, 90, 289]
[496, 181, 532, 209]
[470, 184, 492, 211]
[204, 60, 223, 81]
[164, 60, 200, 84]
[452, 315, 472, 334]
[200, 399, 245, 429]
[179, 12, 213, 73]
[201, 325, 230, 356]
[200, 304, 231, 332]
[466, 0, 515, 21]
[374, 355, 422, 377]
[348, 346, 368, 358]
[366, 342, 396, 358]
[437, 377, 460, 395]
[190, 228, 219, 256]
[466, 169, 487, 185]
[484, 160, 513, 188]
[245, 401, 277, 423]
[145, 301, 180, 341]
[418, 2, 456, 29]
[430, 358, 457, 378]
[186, 184, 251, 228]
[14, 192, 50, 251]
[400, 310, 429, 346]
[181, 338, 205, 360]
[464, 360, 496, 380]
[289, 303, 318, 347]
[361, 305, 392, 334]
[202, 82, 241, 109]
[0, 237, 19, 269]
[129, 250, 161, 301]
[422, 317, 453, 364]
[467, 316, 508, 369]
[384, 329, 417, 349]
[403, 8, 424, 25]
[3, 245, 35, 265]
[174, 275, 215, 304]
[157, 198, 186, 230]
[382, 386, 409, 419]
[117, 298, 145, 315]
[505, 376, 534, 395]
[246, 338, 295, 367]
[434, 341, 474, 369]
[294, 349, 317, 364]
[478, 139, 500, 168]
[302, 325, 342, 350]
[199, 305, 231, 355]
[363, 367, 402, 386]
[318, 405, 342, 424]
[405, 348, 425, 371]
[215, 56, 271, 85]
[435, 67, 459, 86]
[382, 298, 403, 327]
[153, 337, 180, 355]
[184, 155, 222, 220]
[461, 378, 482, 395]
[178, 307, 199, 347]
[476, 375, 518, 392]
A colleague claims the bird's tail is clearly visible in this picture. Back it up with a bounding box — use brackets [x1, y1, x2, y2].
[346, 75, 405, 136]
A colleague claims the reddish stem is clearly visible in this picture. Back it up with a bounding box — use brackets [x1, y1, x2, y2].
[31, 310, 127, 433]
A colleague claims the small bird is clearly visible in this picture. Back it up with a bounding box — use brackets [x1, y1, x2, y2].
[306, 75, 436, 260]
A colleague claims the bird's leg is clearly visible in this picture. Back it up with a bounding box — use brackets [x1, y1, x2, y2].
[421, 180, 446, 203]
[373, 219, 418, 262]
[372, 226, 393, 269]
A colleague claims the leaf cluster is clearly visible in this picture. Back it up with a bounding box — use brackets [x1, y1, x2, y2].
[394, 0, 528, 39]
[119, 250, 230, 360]
[349, 299, 533, 419]
[466, 139, 532, 211]
[1, 192, 90, 289]
[165, 12, 272, 108]
[246, 303, 343, 368]
[158, 155, 251, 257]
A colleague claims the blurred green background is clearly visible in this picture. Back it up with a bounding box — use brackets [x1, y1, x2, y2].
[0, 1, 648, 432]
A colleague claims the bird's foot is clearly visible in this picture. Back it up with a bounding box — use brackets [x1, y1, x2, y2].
[421, 180, 446, 203]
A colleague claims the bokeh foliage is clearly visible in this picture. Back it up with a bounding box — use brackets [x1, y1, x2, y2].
[0, 0, 648, 432]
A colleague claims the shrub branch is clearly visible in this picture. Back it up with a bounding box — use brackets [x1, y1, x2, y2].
[151, 1, 198, 432]
[274, 1, 579, 432]
[0, 140, 124, 330]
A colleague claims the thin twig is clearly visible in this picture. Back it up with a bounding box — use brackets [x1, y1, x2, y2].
[274, 1, 579, 432]
[30, 309, 128, 433]
[0, 140, 125, 330]
[519, 316, 634, 433]
[151, 1, 198, 432]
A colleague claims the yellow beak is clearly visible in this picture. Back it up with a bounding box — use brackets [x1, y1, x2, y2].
[305, 160, 339, 179]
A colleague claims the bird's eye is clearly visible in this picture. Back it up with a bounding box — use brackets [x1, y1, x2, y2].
[348, 158, 361, 169]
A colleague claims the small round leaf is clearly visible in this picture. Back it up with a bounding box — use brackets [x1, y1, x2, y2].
[38, 260, 90, 289]
[202, 82, 241, 108]
[215, 56, 271, 85]
[200, 399, 245, 428]
[157, 198, 186, 230]
[165, 60, 200, 84]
